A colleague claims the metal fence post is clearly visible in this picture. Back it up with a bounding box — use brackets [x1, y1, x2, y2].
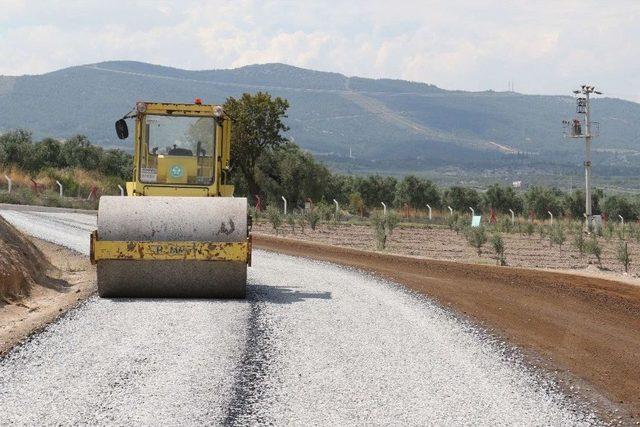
[426, 204, 432, 221]
[55, 180, 63, 197]
[3, 174, 11, 194]
[118, 184, 125, 196]
[509, 209, 515, 225]
[281, 196, 287, 215]
[87, 186, 98, 200]
[548, 211, 554, 225]
[381, 202, 387, 216]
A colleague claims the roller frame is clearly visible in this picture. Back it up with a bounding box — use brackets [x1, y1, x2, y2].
[90, 231, 251, 264]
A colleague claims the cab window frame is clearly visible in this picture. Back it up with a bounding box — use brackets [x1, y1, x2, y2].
[138, 113, 216, 186]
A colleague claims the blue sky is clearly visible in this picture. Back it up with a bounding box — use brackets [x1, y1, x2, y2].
[1, 0, 639, 101]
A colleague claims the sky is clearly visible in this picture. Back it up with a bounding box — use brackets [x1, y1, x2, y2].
[1, 0, 639, 101]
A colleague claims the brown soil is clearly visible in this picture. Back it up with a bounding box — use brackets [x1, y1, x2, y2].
[254, 233, 640, 422]
[0, 217, 54, 300]
[0, 238, 96, 356]
[253, 221, 640, 281]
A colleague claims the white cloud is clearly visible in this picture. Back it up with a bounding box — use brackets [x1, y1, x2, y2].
[0, 0, 639, 100]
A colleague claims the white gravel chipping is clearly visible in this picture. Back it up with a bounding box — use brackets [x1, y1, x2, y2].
[0, 298, 249, 425]
[0, 209, 598, 425]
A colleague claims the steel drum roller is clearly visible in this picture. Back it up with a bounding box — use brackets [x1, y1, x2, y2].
[95, 196, 248, 298]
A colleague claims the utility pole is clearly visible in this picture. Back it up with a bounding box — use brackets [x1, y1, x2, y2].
[566, 85, 602, 227]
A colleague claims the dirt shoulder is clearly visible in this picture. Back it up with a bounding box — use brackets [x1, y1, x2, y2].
[0, 239, 95, 356]
[254, 233, 640, 422]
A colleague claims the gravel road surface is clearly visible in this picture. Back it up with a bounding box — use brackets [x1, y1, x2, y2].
[0, 208, 597, 425]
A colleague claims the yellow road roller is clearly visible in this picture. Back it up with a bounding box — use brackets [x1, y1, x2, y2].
[90, 100, 251, 298]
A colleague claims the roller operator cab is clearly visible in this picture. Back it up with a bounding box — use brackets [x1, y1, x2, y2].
[90, 101, 251, 298]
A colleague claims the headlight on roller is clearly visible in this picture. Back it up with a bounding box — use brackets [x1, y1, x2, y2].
[136, 102, 147, 113]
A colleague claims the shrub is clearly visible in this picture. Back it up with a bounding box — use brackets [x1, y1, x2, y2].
[99, 149, 133, 180]
[385, 211, 400, 236]
[80, 197, 99, 211]
[306, 209, 321, 230]
[568, 220, 583, 236]
[497, 216, 513, 233]
[573, 231, 586, 257]
[349, 192, 365, 215]
[286, 214, 296, 234]
[491, 232, 506, 266]
[266, 205, 283, 235]
[453, 216, 467, 235]
[41, 191, 64, 208]
[297, 213, 307, 234]
[372, 213, 387, 250]
[549, 224, 566, 252]
[538, 224, 547, 243]
[617, 240, 631, 273]
[563, 190, 604, 219]
[248, 206, 260, 222]
[603, 221, 615, 241]
[370, 211, 400, 250]
[585, 236, 602, 267]
[43, 169, 80, 197]
[315, 201, 334, 221]
[523, 222, 534, 237]
[0, 187, 35, 205]
[466, 226, 487, 255]
[603, 195, 638, 222]
[446, 213, 459, 231]
[631, 223, 640, 244]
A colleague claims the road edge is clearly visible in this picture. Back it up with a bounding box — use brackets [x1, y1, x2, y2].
[0, 239, 96, 357]
[252, 233, 640, 422]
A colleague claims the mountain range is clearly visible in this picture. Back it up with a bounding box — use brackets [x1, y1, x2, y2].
[1, 61, 639, 182]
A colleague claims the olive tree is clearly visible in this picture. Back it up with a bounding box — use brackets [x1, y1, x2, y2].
[224, 92, 290, 197]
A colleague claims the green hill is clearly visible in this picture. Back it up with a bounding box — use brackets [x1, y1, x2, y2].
[1, 61, 639, 179]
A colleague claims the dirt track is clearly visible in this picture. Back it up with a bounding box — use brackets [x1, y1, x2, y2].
[254, 233, 640, 421]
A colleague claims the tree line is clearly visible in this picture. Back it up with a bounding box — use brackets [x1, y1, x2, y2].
[239, 160, 640, 221]
[0, 129, 132, 180]
[226, 92, 640, 221]
[2, 91, 640, 221]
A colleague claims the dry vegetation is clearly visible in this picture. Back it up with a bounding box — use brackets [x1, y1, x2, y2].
[1, 167, 117, 194]
[0, 167, 123, 209]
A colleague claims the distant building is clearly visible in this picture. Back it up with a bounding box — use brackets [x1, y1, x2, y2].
[512, 180, 522, 188]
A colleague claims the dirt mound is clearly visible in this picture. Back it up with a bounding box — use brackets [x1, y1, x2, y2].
[0, 217, 54, 302]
